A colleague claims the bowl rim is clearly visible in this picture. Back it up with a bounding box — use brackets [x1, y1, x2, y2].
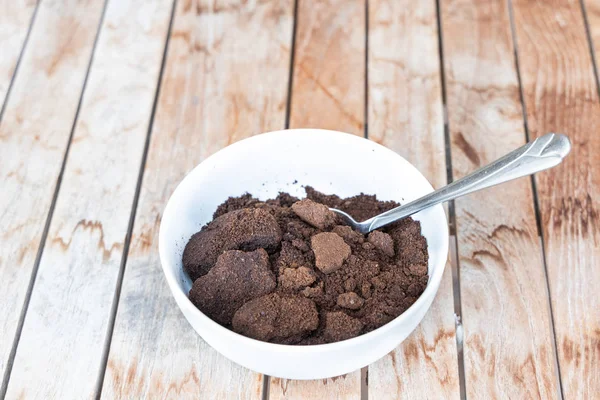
[159, 128, 449, 353]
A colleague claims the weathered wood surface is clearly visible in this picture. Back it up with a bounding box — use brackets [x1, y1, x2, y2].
[1, 0, 599, 397]
[366, 0, 460, 398]
[4, 0, 174, 398]
[103, 0, 294, 398]
[269, 0, 365, 398]
[0, 0, 106, 392]
[0, 0, 37, 111]
[441, 0, 561, 398]
[512, 0, 600, 397]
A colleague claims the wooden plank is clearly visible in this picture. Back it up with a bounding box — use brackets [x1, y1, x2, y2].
[366, 0, 460, 398]
[0, 0, 106, 387]
[4, 0, 174, 398]
[102, 0, 294, 398]
[0, 0, 37, 111]
[270, 0, 364, 398]
[512, 0, 600, 397]
[287, 0, 365, 134]
[440, 0, 562, 398]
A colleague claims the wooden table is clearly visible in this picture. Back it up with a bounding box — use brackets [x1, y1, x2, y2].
[0, 0, 598, 398]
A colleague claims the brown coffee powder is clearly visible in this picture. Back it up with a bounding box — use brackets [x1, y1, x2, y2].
[183, 187, 429, 345]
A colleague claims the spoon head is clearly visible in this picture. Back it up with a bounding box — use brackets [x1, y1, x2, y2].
[329, 208, 371, 234]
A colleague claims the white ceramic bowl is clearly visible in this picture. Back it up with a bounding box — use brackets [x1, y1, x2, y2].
[159, 129, 448, 380]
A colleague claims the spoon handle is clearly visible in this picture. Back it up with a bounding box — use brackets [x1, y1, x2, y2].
[366, 132, 571, 232]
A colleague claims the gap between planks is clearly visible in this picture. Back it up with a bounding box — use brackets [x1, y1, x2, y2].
[94, 0, 178, 397]
[283, 0, 299, 132]
[434, 0, 466, 397]
[262, 375, 271, 400]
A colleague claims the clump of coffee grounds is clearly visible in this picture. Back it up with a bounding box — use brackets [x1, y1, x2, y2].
[183, 187, 428, 345]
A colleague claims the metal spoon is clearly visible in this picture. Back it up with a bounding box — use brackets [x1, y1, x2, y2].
[331, 132, 571, 234]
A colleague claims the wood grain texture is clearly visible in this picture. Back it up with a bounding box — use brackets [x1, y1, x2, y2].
[0, 0, 37, 110]
[367, 1, 460, 398]
[512, 0, 600, 397]
[288, 0, 365, 134]
[0, 0, 106, 384]
[4, 0, 174, 398]
[102, 0, 294, 398]
[441, 0, 561, 398]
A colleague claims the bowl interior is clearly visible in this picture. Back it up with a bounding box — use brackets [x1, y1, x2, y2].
[160, 129, 448, 323]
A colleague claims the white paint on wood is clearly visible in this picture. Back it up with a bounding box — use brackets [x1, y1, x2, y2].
[367, 1, 460, 398]
[0, 0, 37, 108]
[441, 0, 560, 397]
[102, 0, 294, 398]
[5, 0, 173, 398]
[0, 0, 106, 382]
